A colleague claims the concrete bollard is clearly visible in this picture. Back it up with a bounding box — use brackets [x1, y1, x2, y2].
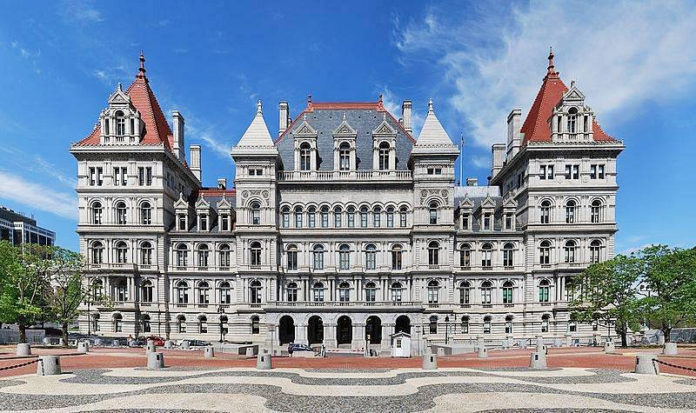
[37, 355, 61, 376]
[180, 340, 190, 350]
[164, 340, 173, 349]
[77, 341, 89, 353]
[529, 351, 547, 369]
[536, 344, 548, 355]
[42, 337, 51, 346]
[147, 352, 165, 369]
[16, 343, 31, 356]
[536, 335, 545, 347]
[146, 340, 156, 353]
[604, 341, 616, 354]
[204, 346, 215, 358]
[477, 346, 488, 358]
[663, 342, 678, 356]
[256, 350, 272, 370]
[245, 347, 255, 357]
[635, 353, 659, 375]
[422, 351, 438, 370]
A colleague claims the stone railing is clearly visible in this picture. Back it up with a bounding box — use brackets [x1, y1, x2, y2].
[277, 170, 412, 182]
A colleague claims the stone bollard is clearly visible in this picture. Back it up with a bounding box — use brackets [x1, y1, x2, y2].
[37, 355, 61, 376]
[422, 350, 438, 370]
[536, 343, 548, 355]
[256, 350, 272, 370]
[604, 341, 616, 354]
[164, 340, 173, 349]
[477, 346, 488, 358]
[180, 340, 190, 350]
[77, 341, 89, 353]
[42, 337, 51, 346]
[635, 354, 659, 375]
[146, 340, 156, 353]
[663, 342, 678, 356]
[16, 343, 31, 356]
[245, 347, 255, 357]
[147, 351, 165, 369]
[529, 351, 547, 369]
[204, 346, 215, 358]
[536, 335, 545, 347]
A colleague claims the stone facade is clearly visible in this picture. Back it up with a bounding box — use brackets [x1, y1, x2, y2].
[73, 52, 623, 353]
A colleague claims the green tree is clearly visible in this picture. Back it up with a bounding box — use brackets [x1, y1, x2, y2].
[637, 245, 696, 342]
[43, 247, 85, 346]
[570, 254, 643, 347]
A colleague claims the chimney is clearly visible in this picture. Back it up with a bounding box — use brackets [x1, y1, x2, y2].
[506, 109, 522, 159]
[466, 177, 478, 187]
[491, 143, 506, 178]
[190, 144, 201, 182]
[173, 111, 185, 160]
[279, 101, 289, 136]
[217, 178, 227, 189]
[401, 100, 412, 133]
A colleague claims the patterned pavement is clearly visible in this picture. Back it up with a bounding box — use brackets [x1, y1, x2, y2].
[1, 366, 696, 412]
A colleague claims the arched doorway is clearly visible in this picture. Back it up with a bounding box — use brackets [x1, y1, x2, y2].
[365, 316, 382, 344]
[395, 315, 411, 335]
[279, 316, 295, 345]
[307, 316, 324, 345]
[336, 316, 352, 345]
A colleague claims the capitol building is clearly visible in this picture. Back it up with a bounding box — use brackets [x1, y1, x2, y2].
[72, 51, 623, 353]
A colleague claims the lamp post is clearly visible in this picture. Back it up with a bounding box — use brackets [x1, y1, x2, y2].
[217, 305, 225, 343]
[445, 316, 450, 344]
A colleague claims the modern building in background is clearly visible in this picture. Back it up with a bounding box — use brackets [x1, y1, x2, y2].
[0, 206, 55, 247]
[72, 51, 623, 352]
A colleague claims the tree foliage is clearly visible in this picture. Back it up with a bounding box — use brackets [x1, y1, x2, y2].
[43, 247, 85, 345]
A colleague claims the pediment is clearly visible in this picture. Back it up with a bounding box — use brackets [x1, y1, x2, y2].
[217, 196, 232, 209]
[459, 196, 474, 209]
[502, 195, 518, 209]
[372, 119, 396, 136]
[294, 120, 317, 137]
[174, 192, 189, 209]
[195, 196, 210, 209]
[108, 84, 132, 106]
[333, 117, 356, 137]
[562, 85, 585, 103]
[480, 195, 497, 209]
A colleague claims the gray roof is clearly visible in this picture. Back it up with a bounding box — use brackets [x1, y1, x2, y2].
[275, 104, 415, 171]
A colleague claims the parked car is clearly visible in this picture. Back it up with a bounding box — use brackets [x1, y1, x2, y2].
[288, 343, 313, 353]
[144, 336, 165, 346]
[186, 339, 211, 348]
[128, 338, 146, 347]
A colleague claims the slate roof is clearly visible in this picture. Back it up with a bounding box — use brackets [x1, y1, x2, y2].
[274, 100, 415, 171]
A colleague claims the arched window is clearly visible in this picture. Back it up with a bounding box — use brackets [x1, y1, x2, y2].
[312, 245, 324, 270]
[140, 241, 153, 265]
[378, 141, 390, 170]
[141, 314, 151, 333]
[427, 280, 439, 304]
[339, 142, 351, 171]
[481, 281, 492, 304]
[219, 244, 231, 268]
[321, 206, 329, 227]
[505, 315, 513, 334]
[483, 316, 492, 334]
[250, 202, 261, 225]
[347, 206, 355, 227]
[115, 111, 126, 136]
[116, 279, 128, 302]
[503, 243, 514, 267]
[92, 202, 103, 225]
[198, 281, 210, 305]
[199, 315, 208, 333]
[460, 243, 471, 267]
[590, 240, 602, 264]
[565, 200, 576, 223]
[91, 241, 104, 264]
[459, 281, 471, 305]
[540, 200, 551, 224]
[373, 206, 381, 227]
[91, 279, 103, 300]
[481, 243, 493, 267]
[567, 107, 577, 133]
[360, 206, 368, 227]
[365, 244, 377, 270]
[300, 142, 312, 171]
[386, 207, 394, 227]
[428, 241, 439, 267]
[391, 244, 403, 270]
[399, 206, 408, 227]
[281, 206, 290, 228]
[564, 240, 577, 263]
[429, 201, 438, 225]
[539, 241, 551, 265]
[429, 315, 438, 334]
[176, 281, 189, 304]
[286, 244, 298, 271]
[250, 242, 262, 266]
[591, 200, 602, 223]
[307, 206, 316, 227]
[539, 279, 550, 303]
[461, 316, 469, 334]
[219, 281, 231, 304]
[176, 243, 188, 267]
[113, 313, 123, 332]
[502, 281, 513, 304]
[197, 244, 209, 267]
[339, 244, 350, 270]
[391, 282, 402, 302]
[541, 314, 550, 333]
[294, 206, 303, 228]
[140, 201, 152, 225]
[286, 282, 298, 302]
[251, 315, 260, 334]
[116, 202, 127, 225]
[365, 282, 377, 302]
[334, 206, 342, 227]
[177, 315, 186, 333]
[115, 241, 128, 263]
[339, 282, 350, 302]
[313, 282, 324, 302]
[249, 280, 262, 304]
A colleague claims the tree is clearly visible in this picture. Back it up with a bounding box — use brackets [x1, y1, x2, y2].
[570, 254, 643, 347]
[637, 245, 696, 342]
[43, 247, 85, 346]
[0, 242, 52, 343]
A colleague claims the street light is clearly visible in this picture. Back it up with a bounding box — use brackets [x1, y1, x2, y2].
[445, 316, 450, 344]
[217, 305, 225, 343]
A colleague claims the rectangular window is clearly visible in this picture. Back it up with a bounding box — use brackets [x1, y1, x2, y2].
[504, 214, 513, 230]
[462, 214, 469, 230]
[114, 167, 127, 186]
[400, 211, 407, 227]
[540, 164, 554, 180]
[287, 251, 297, 271]
[483, 214, 491, 231]
[200, 214, 208, 231]
[386, 211, 394, 227]
[361, 212, 368, 228]
[89, 167, 104, 186]
[221, 215, 229, 231]
[138, 167, 153, 186]
[334, 213, 342, 228]
[321, 211, 328, 228]
[590, 164, 605, 179]
[178, 214, 186, 231]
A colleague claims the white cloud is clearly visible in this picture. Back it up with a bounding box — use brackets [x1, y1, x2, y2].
[0, 171, 77, 220]
[62, 0, 104, 23]
[395, 1, 696, 147]
[470, 156, 489, 169]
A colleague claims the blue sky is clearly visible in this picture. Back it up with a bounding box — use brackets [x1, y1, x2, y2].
[0, 0, 695, 253]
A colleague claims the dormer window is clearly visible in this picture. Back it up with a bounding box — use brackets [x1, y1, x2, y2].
[339, 142, 350, 171]
[504, 213, 513, 230]
[199, 214, 208, 231]
[567, 107, 577, 133]
[220, 214, 230, 231]
[378, 142, 390, 170]
[483, 213, 491, 230]
[461, 213, 470, 230]
[115, 111, 126, 137]
[177, 213, 187, 231]
[300, 143, 312, 171]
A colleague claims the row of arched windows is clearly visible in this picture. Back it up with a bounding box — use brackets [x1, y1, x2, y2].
[90, 201, 152, 225]
[174, 243, 232, 268]
[540, 199, 604, 224]
[284, 281, 407, 302]
[298, 140, 393, 171]
[174, 280, 234, 305]
[280, 204, 409, 229]
[539, 239, 603, 264]
[427, 314, 569, 335]
[90, 240, 154, 265]
[458, 242, 516, 268]
[285, 243, 405, 271]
